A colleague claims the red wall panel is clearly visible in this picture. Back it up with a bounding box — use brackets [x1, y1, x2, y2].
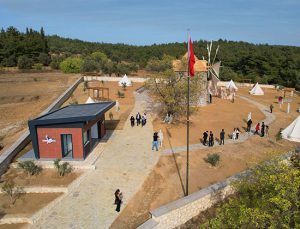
[37, 128, 83, 159]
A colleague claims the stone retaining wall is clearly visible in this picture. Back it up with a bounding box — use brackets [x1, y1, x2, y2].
[0, 77, 83, 176]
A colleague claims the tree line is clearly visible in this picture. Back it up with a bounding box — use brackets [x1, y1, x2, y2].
[1, 27, 300, 90]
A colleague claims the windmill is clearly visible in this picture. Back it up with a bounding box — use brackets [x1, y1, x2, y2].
[206, 41, 221, 102]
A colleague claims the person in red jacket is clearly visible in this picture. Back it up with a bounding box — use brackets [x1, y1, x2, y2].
[255, 123, 260, 135]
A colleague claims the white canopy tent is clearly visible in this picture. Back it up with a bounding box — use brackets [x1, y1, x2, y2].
[118, 74, 132, 87]
[250, 82, 264, 95]
[281, 115, 300, 142]
[226, 80, 238, 91]
[85, 97, 95, 104]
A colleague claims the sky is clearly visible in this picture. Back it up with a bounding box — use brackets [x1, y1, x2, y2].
[1, 0, 300, 46]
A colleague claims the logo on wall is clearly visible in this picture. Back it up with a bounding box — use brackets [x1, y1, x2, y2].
[42, 135, 56, 144]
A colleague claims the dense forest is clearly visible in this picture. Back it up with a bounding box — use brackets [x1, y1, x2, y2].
[1, 27, 300, 89]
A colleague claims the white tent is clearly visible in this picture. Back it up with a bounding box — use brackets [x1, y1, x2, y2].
[226, 80, 238, 91]
[281, 115, 300, 142]
[250, 83, 264, 95]
[118, 74, 132, 87]
[85, 97, 95, 104]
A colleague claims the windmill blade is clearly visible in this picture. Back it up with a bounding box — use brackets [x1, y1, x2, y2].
[212, 45, 219, 64]
[211, 61, 221, 78]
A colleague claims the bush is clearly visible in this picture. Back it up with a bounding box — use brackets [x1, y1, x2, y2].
[1, 182, 24, 205]
[50, 55, 64, 69]
[80, 57, 100, 73]
[38, 53, 51, 66]
[60, 57, 83, 73]
[18, 160, 42, 176]
[34, 63, 43, 70]
[17, 55, 33, 69]
[54, 159, 72, 176]
[204, 153, 220, 166]
[276, 128, 283, 141]
[117, 90, 125, 98]
[83, 81, 88, 91]
[290, 151, 300, 168]
[121, 82, 127, 91]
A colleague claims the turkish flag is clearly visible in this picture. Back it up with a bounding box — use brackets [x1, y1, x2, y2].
[188, 37, 195, 77]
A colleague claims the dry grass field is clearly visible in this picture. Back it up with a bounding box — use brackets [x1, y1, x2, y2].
[0, 72, 80, 154]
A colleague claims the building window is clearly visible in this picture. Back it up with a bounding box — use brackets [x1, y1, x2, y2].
[83, 130, 90, 146]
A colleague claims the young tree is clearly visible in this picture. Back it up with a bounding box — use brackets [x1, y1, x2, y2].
[201, 158, 300, 228]
[17, 55, 34, 69]
[1, 182, 24, 206]
[38, 53, 51, 66]
[60, 57, 83, 73]
[80, 56, 100, 73]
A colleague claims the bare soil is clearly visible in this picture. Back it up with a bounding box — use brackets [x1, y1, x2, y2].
[63, 81, 144, 130]
[0, 167, 81, 187]
[0, 193, 62, 216]
[0, 72, 80, 154]
[0, 223, 29, 229]
[111, 87, 300, 229]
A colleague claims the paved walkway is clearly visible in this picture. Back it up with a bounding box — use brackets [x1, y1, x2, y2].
[161, 95, 276, 155]
[31, 92, 160, 229]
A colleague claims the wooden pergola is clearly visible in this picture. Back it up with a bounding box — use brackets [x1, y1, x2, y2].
[87, 86, 110, 100]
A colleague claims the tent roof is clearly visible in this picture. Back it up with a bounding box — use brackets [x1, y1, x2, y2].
[85, 97, 95, 104]
[226, 80, 238, 90]
[250, 82, 264, 95]
[118, 74, 132, 86]
[281, 115, 300, 142]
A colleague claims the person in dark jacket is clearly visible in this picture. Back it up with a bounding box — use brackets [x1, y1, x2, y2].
[261, 122, 265, 137]
[209, 131, 214, 147]
[130, 116, 135, 127]
[220, 129, 225, 145]
[247, 119, 252, 132]
[136, 112, 141, 126]
[203, 131, 208, 145]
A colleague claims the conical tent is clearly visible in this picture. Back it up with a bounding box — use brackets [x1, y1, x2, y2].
[226, 80, 238, 91]
[281, 115, 300, 142]
[118, 74, 132, 86]
[85, 97, 95, 104]
[250, 82, 264, 95]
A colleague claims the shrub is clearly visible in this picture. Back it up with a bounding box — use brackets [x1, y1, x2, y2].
[83, 81, 88, 91]
[38, 53, 51, 66]
[34, 63, 43, 70]
[0, 143, 4, 151]
[290, 151, 300, 168]
[121, 82, 127, 91]
[50, 56, 64, 69]
[18, 160, 42, 176]
[1, 182, 24, 205]
[54, 159, 72, 176]
[204, 153, 220, 166]
[80, 57, 100, 73]
[17, 55, 33, 69]
[117, 90, 125, 98]
[60, 57, 83, 73]
[276, 128, 283, 141]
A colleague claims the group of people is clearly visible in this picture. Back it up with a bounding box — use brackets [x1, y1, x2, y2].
[255, 122, 269, 137]
[202, 130, 216, 146]
[130, 112, 147, 127]
[152, 130, 163, 151]
[231, 128, 240, 141]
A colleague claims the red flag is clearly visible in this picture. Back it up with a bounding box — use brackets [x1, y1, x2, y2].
[188, 37, 195, 77]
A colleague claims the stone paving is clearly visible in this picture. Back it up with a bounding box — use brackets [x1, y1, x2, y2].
[161, 95, 276, 155]
[31, 91, 160, 229]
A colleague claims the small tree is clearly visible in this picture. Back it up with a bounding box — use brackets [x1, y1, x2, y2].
[18, 161, 42, 176]
[60, 57, 83, 73]
[204, 153, 220, 166]
[1, 182, 24, 206]
[80, 57, 100, 73]
[121, 82, 127, 91]
[117, 90, 125, 98]
[54, 159, 72, 176]
[18, 55, 33, 69]
[38, 53, 51, 66]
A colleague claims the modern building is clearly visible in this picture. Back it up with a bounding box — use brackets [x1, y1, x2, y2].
[28, 102, 115, 160]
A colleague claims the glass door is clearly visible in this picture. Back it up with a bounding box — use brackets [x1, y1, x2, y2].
[61, 134, 73, 158]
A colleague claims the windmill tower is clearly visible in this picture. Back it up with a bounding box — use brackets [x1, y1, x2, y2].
[206, 41, 221, 102]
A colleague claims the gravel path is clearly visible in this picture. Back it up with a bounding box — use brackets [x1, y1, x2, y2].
[31, 91, 160, 229]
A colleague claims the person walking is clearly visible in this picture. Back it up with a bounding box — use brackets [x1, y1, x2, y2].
[141, 113, 147, 127]
[236, 128, 240, 140]
[114, 189, 120, 205]
[247, 119, 253, 132]
[209, 131, 214, 147]
[115, 190, 123, 212]
[232, 128, 237, 141]
[203, 131, 208, 145]
[219, 129, 225, 145]
[130, 116, 135, 127]
[265, 125, 269, 137]
[136, 112, 141, 126]
[255, 123, 260, 135]
[158, 129, 164, 148]
[152, 132, 159, 151]
[261, 122, 265, 137]
[270, 104, 274, 113]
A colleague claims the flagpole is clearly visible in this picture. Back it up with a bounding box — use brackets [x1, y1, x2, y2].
[186, 30, 190, 197]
